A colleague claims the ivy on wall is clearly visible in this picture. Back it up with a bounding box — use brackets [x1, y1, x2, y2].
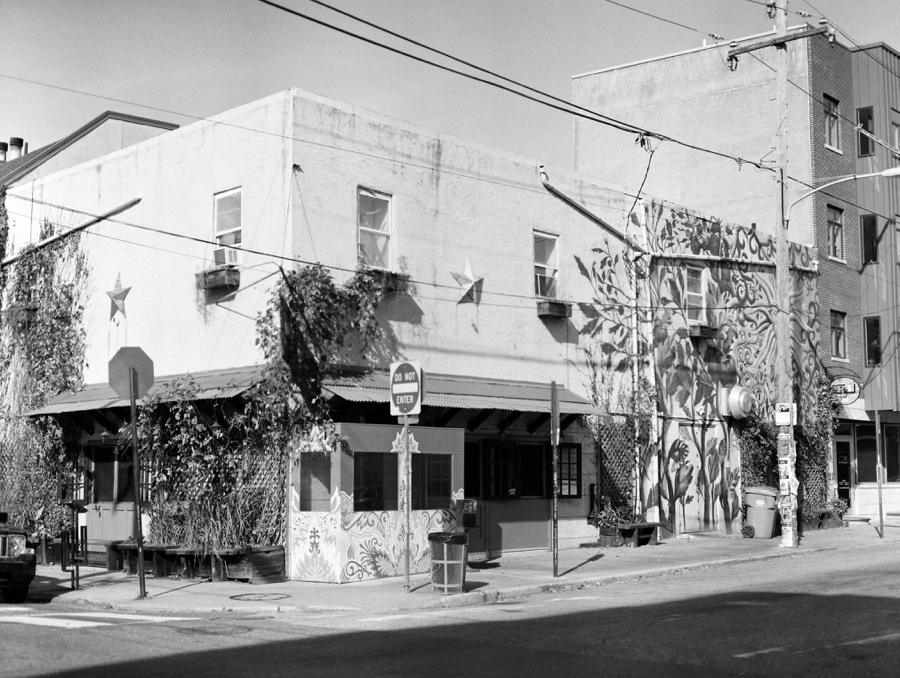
[0, 198, 90, 539]
[135, 263, 384, 550]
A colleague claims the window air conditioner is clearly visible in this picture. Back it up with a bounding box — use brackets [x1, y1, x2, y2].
[213, 247, 240, 267]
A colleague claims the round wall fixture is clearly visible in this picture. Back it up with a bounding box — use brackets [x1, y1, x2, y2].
[728, 385, 754, 419]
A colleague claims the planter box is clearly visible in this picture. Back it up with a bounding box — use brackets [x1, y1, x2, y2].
[617, 522, 659, 547]
[596, 527, 624, 548]
[536, 300, 572, 319]
[197, 267, 240, 291]
[218, 546, 286, 584]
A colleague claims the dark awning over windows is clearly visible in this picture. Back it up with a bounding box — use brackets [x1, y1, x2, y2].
[26, 365, 266, 416]
[323, 372, 599, 415]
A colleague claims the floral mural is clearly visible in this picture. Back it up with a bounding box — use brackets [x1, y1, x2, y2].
[578, 198, 818, 534]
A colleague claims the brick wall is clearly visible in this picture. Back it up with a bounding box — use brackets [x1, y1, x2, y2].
[807, 35, 862, 379]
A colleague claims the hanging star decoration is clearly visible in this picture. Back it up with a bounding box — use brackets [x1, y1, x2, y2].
[107, 273, 131, 321]
[450, 258, 484, 305]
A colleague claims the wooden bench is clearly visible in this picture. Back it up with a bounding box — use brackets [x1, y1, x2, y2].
[116, 543, 175, 577]
[617, 522, 660, 548]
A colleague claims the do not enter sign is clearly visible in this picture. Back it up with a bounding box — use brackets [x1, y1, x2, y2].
[390, 361, 423, 416]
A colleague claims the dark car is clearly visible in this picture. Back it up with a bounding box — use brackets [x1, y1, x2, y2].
[0, 511, 36, 603]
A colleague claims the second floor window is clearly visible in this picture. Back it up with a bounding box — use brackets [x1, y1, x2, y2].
[358, 188, 391, 269]
[214, 188, 241, 265]
[824, 95, 840, 150]
[865, 316, 882, 366]
[857, 107, 874, 157]
[831, 311, 847, 360]
[828, 206, 844, 260]
[686, 266, 705, 325]
[861, 214, 878, 265]
[534, 231, 559, 298]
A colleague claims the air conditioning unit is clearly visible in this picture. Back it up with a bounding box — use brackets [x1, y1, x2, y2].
[213, 247, 240, 267]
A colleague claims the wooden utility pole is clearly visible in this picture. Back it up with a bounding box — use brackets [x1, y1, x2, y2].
[727, 0, 830, 547]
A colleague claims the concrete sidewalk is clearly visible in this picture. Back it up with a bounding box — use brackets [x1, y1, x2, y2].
[24, 522, 900, 615]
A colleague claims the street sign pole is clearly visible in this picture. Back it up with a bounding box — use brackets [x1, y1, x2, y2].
[403, 413, 411, 592]
[551, 382, 559, 578]
[130, 367, 146, 599]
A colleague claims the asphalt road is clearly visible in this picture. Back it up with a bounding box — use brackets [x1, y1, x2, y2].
[4, 541, 900, 677]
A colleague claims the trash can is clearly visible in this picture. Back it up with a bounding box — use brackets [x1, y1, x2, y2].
[428, 531, 468, 594]
[744, 486, 778, 539]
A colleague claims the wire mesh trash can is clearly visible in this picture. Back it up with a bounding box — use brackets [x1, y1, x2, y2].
[744, 486, 778, 539]
[428, 532, 468, 594]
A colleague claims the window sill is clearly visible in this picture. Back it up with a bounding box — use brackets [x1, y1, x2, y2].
[827, 256, 847, 265]
[830, 356, 850, 363]
[825, 144, 843, 155]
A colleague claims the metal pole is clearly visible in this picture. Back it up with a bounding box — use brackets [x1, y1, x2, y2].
[130, 367, 147, 599]
[876, 409, 884, 538]
[774, 0, 799, 548]
[551, 382, 559, 578]
[403, 414, 411, 591]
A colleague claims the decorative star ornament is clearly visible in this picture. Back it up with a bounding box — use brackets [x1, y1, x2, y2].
[107, 273, 131, 321]
[450, 258, 484, 305]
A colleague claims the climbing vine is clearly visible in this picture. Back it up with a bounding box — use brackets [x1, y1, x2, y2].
[136, 263, 384, 550]
[0, 209, 89, 540]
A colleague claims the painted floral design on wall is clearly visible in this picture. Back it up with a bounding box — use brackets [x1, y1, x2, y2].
[578, 198, 818, 533]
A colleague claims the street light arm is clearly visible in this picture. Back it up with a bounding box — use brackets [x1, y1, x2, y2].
[786, 168, 900, 226]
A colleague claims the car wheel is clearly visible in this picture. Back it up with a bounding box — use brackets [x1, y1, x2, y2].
[1, 586, 29, 604]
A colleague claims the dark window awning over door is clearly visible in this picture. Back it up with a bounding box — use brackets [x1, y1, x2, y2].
[323, 372, 599, 415]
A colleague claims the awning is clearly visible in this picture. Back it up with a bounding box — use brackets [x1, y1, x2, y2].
[26, 365, 266, 416]
[323, 372, 599, 415]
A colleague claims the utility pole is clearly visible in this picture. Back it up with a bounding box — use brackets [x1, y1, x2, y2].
[727, 1, 830, 547]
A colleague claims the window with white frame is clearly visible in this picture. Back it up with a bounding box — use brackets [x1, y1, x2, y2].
[827, 205, 844, 260]
[534, 231, 559, 298]
[214, 188, 242, 266]
[824, 94, 841, 150]
[357, 188, 391, 269]
[857, 107, 874, 157]
[831, 310, 847, 360]
[685, 266, 705, 325]
[893, 119, 900, 166]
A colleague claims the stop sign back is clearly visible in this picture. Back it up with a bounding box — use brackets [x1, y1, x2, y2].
[390, 361, 423, 416]
[109, 346, 155, 400]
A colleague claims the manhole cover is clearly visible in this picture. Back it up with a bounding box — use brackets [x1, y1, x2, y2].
[178, 625, 253, 636]
[230, 593, 291, 602]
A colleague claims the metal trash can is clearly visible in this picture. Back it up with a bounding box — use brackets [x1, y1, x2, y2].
[428, 531, 468, 594]
[744, 486, 778, 539]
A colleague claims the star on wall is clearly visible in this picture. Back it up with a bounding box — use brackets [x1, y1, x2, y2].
[450, 258, 484, 305]
[107, 273, 131, 321]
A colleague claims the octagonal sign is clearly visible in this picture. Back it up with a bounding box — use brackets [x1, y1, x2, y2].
[109, 346, 155, 400]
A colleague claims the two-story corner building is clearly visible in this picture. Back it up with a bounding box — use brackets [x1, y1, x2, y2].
[571, 26, 900, 520]
[3, 89, 637, 581]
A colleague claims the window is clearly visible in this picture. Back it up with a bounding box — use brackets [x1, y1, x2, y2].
[827, 206, 844, 260]
[86, 448, 134, 503]
[411, 454, 452, 510]
[518, 444, 546, 497]
[861, 214, 878, 264]
[487, 442, 549, 499]
[865, 316, 881, 366]
[214, 189, 242, 262]
[831, 311, 847, 360]
[534, 231, 559, 298]
[893, 121, 900, 166]
[824, 95, 841, 150]
[685, 266, 705, 325]
[557, 443, 582, 498]
[857, 424, 877, 483]
[857, 107, 874, 156]
[488, 445, 518, 498]
[358, 188, 391, 269]
[353, 452, 398, 511]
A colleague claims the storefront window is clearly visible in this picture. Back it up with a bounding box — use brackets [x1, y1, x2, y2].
[856, 425, 877, 483]
[883, 425, 900, 482]
[412, 454, 451, 509]
[353, 452, 398, 511]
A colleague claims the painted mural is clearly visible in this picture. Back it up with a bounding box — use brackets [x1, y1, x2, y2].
[578, 199, 819, 534]
[289, 487, 457, 583]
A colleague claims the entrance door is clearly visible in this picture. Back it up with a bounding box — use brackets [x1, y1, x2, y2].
[84, 447, 137, 542]
[834, 438, 852, 506]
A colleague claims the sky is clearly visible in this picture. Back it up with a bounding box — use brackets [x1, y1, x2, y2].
[1, 0, 899, 173]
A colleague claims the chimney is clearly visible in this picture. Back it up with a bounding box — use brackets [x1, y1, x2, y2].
[0, 142, 7, 163]
[8, 137, 24, 161]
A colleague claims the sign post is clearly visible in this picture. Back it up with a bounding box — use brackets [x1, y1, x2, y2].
[551, 382, 560, 578]
[109, 347, 154, 600]
[390, 361, 423, 593]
